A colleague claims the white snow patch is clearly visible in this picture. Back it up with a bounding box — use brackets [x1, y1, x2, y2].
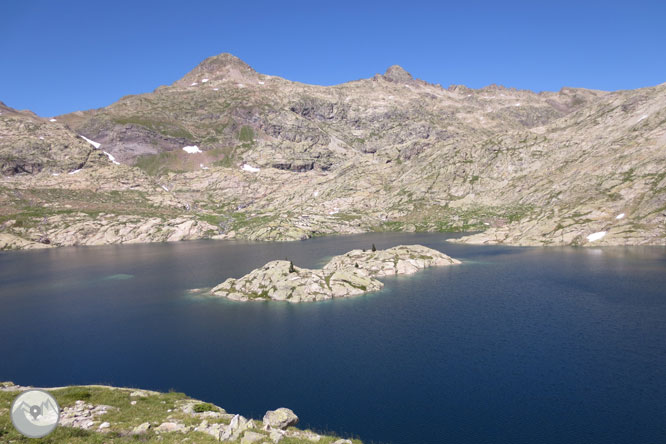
[212, 88, 219, 91]
[637, 115, 648, 122]
[586, 231, 607, 242]
[182, 145, 202, 154]
[616, 213, 625, 220]
[161, 185, 169, 192]
[103, 151, 120, 165]
[80, 135, 101, 149]
[329, 208, 339, 215]
[514, 103, 521, 107]
[49, 118, 57, 122]
[241, 164, 260, 173]
[39, 136, 44, 140]
[313, 191, 319, 197]
[200, 163, 209, 170]
[68, 169, 81, 175]
[52, 173, 59, 176]
[190, 82, 198, 86]
[257, 81, 265, 85]
[201, 78, 209, 83]
[237, 83, 245, 88]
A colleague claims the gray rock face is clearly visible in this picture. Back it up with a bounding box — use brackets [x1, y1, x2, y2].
[383, 65, 413, 83]
[262, 407, 299, 430]
[210, 245, 460, 302]
[0, 105, 108, 175]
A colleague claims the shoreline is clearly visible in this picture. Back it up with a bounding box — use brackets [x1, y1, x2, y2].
[2, 228, 664, 253]
[0, 382, 360, 443]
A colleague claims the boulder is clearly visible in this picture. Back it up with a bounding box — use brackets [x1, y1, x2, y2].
[156, 421, 186, 433]
[262, 408, 299, 430]
[241, 430, 267, 444]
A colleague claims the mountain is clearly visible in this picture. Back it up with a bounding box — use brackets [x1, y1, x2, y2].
[0, 53, 664, 249]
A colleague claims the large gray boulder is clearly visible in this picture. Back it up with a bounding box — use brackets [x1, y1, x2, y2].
[262, 408, 299, 430]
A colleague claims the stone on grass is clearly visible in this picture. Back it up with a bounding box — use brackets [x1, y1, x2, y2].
[241, 430, 267, 444]
[263, 408, 299, 429]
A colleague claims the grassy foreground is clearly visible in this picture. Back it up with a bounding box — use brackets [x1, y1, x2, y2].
[0, 383, 361, 444]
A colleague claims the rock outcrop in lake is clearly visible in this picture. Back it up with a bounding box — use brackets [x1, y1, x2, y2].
[210, 245, 460, 302]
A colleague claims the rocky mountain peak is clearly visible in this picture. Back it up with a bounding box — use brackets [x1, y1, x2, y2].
[383, 65, 413, 83]
[177, 53, 257, 85]
[198, 53, 255, 74]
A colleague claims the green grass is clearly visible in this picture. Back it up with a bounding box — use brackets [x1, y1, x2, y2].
[372, 203, 535, 233]
[239, 125, 254, 143]
[0, 187, 178, 232]
[113, 116, 194, 140]
[134, 152, 179, 176]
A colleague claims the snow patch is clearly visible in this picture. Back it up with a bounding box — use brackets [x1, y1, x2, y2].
[80, 135, 101, 149]
[182, 145, 202, 154]
[313, 191, 319, 197]
[201, 78, 209, 83]
[638, 114, 648, 122]
[190, 82, 198, 86]
[586, 231, 607, 242]
[257, 81, 265, 85]
[49, 118, 57, 122]
[68, 169, 81, 175]
[39, 136, 44, 140]
[103, 151, 120, 165]
[616, 213, 625, 220]
[237, 83, 245, 88]
[241, 164, 260, 173]
[52, 173, 59, 176]
[329, 208, 339, 215]
[200, 163, 209, 170]
[212, 88, 219, 91]
[514, 103, 521, 107]
[161, 185, 169, 192]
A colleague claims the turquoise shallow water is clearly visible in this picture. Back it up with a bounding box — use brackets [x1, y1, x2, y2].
[1, 233, 665, 444]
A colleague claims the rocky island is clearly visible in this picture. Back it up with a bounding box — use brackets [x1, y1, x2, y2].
[210, 245, 460, 302]
[0, 382, 358, 443]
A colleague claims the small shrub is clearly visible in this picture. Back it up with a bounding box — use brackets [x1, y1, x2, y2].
[371, 244, 377, 252]
[289, 261, 296, 273]
[193, 402, 216, 413]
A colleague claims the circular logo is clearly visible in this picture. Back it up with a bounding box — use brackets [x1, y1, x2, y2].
[11, 389, 60, 438]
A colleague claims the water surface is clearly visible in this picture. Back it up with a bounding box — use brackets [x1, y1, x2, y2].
[1, 233, 665, 444]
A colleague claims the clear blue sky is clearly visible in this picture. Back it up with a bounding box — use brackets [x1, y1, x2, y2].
[2, 0, 665, 117]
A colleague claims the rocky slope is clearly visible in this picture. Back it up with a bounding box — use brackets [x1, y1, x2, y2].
[209, 245, 460, 302]
[0, 382, 358, 443]
[1, 53, 664, 249]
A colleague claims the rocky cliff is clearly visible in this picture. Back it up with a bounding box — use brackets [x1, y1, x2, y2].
[1, 53, 664, 249]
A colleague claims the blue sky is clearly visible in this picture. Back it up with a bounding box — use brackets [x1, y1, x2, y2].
[2, 0, 665, 117]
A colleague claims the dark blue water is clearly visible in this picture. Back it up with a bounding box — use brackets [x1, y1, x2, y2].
[1, 233, 665, 444]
